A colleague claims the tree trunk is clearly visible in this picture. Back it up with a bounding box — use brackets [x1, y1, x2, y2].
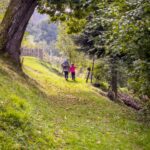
[0, 0, 37, 64]
[86, 67, 91, 83]
[90, 56, 95, 83]
[111, 58, 118, 99]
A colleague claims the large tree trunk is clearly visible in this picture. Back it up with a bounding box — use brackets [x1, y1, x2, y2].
[0, 0, 37, 65]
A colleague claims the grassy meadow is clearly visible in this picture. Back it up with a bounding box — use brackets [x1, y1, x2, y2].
[0, 56, 149, 149]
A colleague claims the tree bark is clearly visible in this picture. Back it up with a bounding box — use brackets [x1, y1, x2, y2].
[0, 0, 37, 64]
[111, 58, 118, 99]
[86, 67, 91, 83]
[90, 56, 95, 83]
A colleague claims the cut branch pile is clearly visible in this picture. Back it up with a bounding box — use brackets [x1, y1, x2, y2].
[118, 93, 141, 110]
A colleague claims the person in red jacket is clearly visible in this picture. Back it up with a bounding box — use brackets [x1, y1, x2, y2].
[70, 64, 76, 81]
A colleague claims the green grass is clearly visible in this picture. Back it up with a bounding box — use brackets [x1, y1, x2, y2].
[0, 56, 150, 150]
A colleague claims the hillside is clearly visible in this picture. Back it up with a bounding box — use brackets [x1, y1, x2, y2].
[26, 20, 57, 45]
[26, 11, 57, 45]
[0, 56, 149, 149]
[22, 10, 58, 57]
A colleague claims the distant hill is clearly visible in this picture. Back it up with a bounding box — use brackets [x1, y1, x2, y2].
[29, 10, 48, 25]
[0, 3, 57, 46]
[26, 10, 57, 45]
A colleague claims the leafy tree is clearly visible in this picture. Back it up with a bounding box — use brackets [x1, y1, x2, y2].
[75, 0, 150, 98]
[56, 23, 87, 67]
[104, 0, 150, 97]
[56, 24, 78, 63]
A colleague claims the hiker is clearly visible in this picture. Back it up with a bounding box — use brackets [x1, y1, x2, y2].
[61, 60, 70, 80]
[70, 64, 76, 81]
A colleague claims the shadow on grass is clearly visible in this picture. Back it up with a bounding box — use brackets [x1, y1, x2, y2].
[51, 67, 63, 77]
[40, 61, 63, 77]
[40, 61, 51, 70]
[64, 79, 80, 84]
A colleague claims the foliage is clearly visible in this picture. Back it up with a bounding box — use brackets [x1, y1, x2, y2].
[56, 24, 77, 63]
[94, 59, 110, 83]
[72, 0, 150, 97]
[105, 0, 150, 96]
[37, 0, 101, 33]
[56, 23, 86, 66]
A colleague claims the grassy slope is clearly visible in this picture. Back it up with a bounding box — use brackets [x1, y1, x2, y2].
[0, 56, 150, 150]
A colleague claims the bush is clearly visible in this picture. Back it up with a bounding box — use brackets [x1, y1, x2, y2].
[93, 82, 108, 92]
[100, 82, 109, 92]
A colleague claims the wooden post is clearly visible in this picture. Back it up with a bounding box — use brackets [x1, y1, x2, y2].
[86, 67, 91, 83]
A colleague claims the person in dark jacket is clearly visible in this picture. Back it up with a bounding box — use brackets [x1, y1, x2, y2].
[61, 60, 70, 80]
